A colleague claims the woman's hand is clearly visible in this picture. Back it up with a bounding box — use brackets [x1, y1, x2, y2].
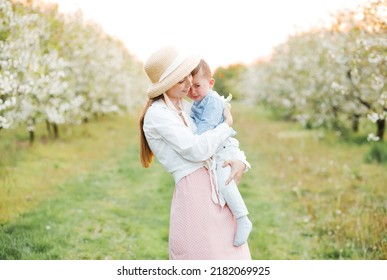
[223, 159, 246, 185]
[223, 103, 233, 127]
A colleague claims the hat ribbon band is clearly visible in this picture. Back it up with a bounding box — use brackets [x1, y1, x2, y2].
[158, 53, 187, 82]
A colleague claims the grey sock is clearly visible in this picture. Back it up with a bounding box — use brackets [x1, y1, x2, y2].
[234, 215, 253, 247]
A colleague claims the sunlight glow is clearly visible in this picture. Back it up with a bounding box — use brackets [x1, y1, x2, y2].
[44, 0, 369, 68]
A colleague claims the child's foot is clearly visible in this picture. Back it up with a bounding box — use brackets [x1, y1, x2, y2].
[234, 216, 252, 247]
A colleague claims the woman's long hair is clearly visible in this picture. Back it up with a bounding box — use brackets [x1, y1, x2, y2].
[139, 95, 163, 167]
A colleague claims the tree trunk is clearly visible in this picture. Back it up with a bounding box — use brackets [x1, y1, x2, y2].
[46, 120, 52, 138]
[352, 114, 360, 132]
[331, 106, 340, 130]
[376, 118, 385, 141]
[29, 130, 34, 144]
[28, 118, 36, 144]
[53, 123, 59, 139]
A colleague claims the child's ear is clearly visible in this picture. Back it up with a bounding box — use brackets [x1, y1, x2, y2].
[209, 78, 215, 88]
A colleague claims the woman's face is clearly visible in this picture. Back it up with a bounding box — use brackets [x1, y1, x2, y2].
[166, 74, 193, 100]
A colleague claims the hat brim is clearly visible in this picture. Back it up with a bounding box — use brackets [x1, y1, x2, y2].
[146, 55, 201, 98]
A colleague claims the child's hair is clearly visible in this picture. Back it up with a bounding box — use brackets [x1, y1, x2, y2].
[191, 59, 212, 79]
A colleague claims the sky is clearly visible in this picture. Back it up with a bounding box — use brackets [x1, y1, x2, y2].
[44, 0, 369, 69]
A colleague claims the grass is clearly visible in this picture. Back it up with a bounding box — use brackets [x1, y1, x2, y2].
[0, 104, 386, 260]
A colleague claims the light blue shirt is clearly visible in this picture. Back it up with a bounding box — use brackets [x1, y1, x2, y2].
[190, 91, 225, 135]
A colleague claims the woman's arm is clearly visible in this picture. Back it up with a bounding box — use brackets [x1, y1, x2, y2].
[145, 106, 234, 162]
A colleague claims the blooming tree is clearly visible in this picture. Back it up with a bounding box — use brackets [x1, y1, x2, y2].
[241, 0, 386, 140]
[0, 0, 147, 142]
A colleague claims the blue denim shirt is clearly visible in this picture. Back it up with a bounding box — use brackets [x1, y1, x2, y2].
[190, 91, 225, 135]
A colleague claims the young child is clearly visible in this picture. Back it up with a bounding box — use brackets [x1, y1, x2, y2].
[188, 59, 253, 247]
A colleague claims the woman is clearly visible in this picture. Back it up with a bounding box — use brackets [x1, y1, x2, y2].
[139, 46, 251, 259]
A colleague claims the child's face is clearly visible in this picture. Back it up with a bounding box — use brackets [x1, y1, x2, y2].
[188, 69, 214, 101]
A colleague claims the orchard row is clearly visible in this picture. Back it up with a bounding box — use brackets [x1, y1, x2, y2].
[0, 0, 147, 141]
[240, 0, 386, 141]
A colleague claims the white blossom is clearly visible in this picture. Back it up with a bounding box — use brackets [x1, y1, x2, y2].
[367, 133, 380, 142]
[367, 112, 380, 123]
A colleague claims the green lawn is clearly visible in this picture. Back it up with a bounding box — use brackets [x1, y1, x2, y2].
[0, 104, 386, 259]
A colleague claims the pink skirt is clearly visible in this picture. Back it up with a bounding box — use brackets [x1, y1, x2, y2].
[169, 167, 251, 260]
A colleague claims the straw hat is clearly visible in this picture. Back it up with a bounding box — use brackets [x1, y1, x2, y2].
[144, 46, 201, 98]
